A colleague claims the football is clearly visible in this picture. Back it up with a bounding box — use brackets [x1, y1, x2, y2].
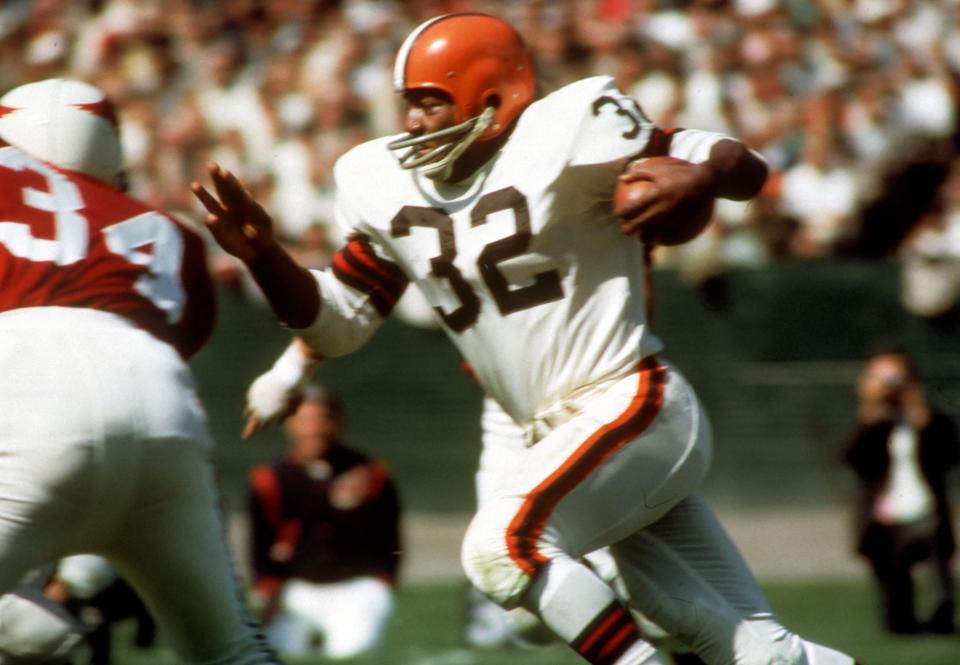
[613, 156, 715, 246]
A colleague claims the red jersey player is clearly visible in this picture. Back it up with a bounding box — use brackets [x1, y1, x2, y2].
[0, 79, 281, 664]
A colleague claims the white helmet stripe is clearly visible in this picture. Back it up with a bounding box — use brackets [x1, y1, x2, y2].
[392, 14, 450, 92]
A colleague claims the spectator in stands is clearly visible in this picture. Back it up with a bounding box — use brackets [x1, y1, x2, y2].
[777, 120, 860, 259]
[842, 348, 959, 634]
[247, 385, 402, 660]
[4, 0, 960, 267]
[898, 186, 960, 324]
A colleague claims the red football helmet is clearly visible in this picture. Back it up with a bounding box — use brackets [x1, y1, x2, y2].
[389, 13, 536, 179]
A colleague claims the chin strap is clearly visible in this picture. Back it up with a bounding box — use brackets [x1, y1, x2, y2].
[388, 106, 495, 180]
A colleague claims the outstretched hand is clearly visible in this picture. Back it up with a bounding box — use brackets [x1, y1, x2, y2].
[191, 163, 276, 263]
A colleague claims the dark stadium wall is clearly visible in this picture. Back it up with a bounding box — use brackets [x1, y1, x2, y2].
[191, 261, 960, 514]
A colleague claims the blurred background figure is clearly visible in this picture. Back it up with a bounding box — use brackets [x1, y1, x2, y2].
[0, 564, 86, 664]
[56, 556, 157, 665]
[842, 348, 959, 635]
[0, 555, 155, 665]
[247, 385, 403, 660]
[898, 161, 960, 326]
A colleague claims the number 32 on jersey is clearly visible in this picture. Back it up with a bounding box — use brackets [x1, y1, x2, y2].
[390, 186, 563, 332]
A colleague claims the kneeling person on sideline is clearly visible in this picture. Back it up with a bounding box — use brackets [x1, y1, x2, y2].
[248, 385, 402, 659]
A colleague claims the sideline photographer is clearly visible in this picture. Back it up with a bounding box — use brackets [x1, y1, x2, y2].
[842, 348, 959, 634]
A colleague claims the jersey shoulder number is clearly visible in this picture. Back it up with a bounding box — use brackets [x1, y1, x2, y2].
[0, 147, 214, 356]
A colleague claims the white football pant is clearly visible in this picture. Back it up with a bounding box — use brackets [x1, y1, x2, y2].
[463, 362, 855, 665]
[266, 576, 393, 659]
[0, 308, 277, 665]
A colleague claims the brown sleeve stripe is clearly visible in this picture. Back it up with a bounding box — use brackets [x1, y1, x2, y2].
[345, 234, 408, 287]
[635, 127, 679, 159]
[331, 236, 409, 316]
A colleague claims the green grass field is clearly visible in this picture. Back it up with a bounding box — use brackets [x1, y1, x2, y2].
[105, 578, 958, 665]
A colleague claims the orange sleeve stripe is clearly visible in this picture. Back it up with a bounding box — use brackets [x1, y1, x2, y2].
[332, 253, 394, 315]
[249, 465, 283, 527]
[331, 239, 408, 316]
[345, 236, 407, 287]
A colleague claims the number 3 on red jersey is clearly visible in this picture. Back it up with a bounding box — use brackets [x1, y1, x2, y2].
[0, 149, 186, 324]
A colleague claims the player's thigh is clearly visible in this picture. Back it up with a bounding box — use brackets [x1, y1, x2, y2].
[104, 438, 268, 663]
[0, 331, 106, 591]
[0, 486, 78, 594]
[515, 365, 712, 557]
[0, 434, 98, 593]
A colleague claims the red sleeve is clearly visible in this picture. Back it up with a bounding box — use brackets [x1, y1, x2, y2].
[173, 229, 217, 359]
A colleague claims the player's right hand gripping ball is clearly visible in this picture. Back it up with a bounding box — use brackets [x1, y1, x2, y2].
[613, 156, 715, 246]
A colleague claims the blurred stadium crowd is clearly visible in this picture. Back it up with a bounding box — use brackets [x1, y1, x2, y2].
[3, 0, 960, 318]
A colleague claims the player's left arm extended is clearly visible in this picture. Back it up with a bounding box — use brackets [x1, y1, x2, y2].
[193, 163, 400, 360]
[191, 163, 320, 329]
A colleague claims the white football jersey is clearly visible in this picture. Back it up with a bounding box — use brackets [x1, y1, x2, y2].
[300, 76, 737, 424]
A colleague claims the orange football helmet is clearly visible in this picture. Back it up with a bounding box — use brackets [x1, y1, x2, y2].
[388, 13, 536, 179]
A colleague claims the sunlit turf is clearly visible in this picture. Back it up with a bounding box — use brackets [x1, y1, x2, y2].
[106, 578, 958, 665]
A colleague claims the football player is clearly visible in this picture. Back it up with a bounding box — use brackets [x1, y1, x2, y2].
[240, 352, 689, 665]
[193, 13, 859, 665]
[0, 79, 280, 664]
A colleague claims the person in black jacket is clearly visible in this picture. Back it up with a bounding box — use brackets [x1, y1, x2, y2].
[842, 348, 959, 634]
[247, 385, 402, 659]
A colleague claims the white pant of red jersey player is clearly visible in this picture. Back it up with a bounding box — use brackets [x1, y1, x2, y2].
[0, 308, 278, 664]
[461, 360, 856, 665]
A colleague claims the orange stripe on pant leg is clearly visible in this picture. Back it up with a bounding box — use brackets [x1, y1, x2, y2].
[506, 359, 666, 578]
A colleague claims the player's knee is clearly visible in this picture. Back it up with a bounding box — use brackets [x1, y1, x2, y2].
[461, 506, 535, 608]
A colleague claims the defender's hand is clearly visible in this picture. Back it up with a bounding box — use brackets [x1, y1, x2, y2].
[191, 163, 276, 263]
